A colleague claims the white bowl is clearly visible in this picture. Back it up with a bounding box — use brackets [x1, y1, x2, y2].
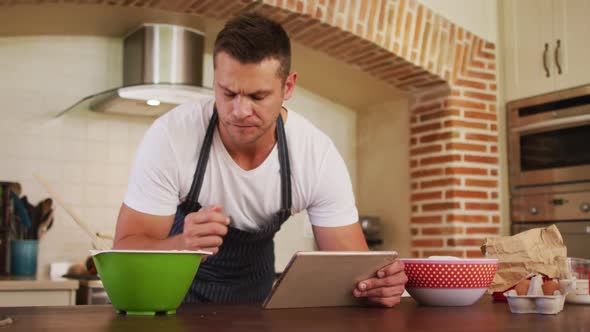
[401, 257, 498, 306]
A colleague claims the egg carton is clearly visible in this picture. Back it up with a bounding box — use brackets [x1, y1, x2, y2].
[503, 275, 576, 315]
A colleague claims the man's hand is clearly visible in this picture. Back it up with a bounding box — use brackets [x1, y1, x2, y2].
[182, 205, 229, 256]
[352, 259, 407, 307]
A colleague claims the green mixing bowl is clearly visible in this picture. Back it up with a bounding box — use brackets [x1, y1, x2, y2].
[91, 250, 210, 315]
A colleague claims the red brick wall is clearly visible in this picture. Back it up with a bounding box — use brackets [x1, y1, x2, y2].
[258, 0, 501, 257]
[409, 38, 499, 258]
[8, 0, 500, 257]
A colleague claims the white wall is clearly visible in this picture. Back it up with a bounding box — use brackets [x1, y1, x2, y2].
[0, 36, 140, 278]
[357, 98, 411, 258]
[0, 35, 358, 277]
[418, 0, 498, 43]
[496, 0, 510, 235]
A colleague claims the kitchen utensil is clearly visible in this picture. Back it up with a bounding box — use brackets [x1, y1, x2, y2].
[10, 239, 38, 276]
[10, 191, 31, 228]
[564, 257, 590, 304]
[90, 249, 210, 315]
[33, 198, 54, 239]
[33, 173, 110, 250]
[36, 210, 54, 240]
[359, 216, 382, 238]
[16, 196, 53, 240]
[400, 257, 498, 306]
[96, 232, 114, 240]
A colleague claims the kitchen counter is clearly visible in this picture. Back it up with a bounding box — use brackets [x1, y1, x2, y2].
[2, 297, 589, 331]
[0, 278, 78, 306]
[77, 280, 110, 305]
[0, 278, 78, 291]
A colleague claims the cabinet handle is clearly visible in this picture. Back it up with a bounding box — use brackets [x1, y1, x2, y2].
[555, 39, 562, 75]
[543, 43, 550, 77]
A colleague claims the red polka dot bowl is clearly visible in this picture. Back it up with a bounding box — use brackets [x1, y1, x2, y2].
[400, 257, 498, 306]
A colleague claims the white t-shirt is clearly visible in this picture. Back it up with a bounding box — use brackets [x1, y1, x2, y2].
[124, 97, 358, 231]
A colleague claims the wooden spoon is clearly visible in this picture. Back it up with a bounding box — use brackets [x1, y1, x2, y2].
[33, 173, 110, 250]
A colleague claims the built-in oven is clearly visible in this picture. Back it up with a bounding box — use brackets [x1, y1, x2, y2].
[512, 221, 590, 259]
[508, 84, 590, 190]
[508, 84, 590, 259]
[511, 190, 590, 259]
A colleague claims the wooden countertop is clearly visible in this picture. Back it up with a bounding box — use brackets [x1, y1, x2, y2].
[2, 297, 589, 331]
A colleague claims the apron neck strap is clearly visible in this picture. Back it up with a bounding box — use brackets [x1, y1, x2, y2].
[183, 106, 292, 215]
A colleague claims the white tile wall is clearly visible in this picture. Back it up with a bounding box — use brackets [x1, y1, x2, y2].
[0, 35, 358, 277]
[0, 36, 152, 277]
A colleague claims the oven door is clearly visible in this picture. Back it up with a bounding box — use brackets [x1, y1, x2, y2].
[509, 111, 590, 189]
[512, 221, 590, 259]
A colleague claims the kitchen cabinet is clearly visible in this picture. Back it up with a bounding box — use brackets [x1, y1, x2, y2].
[553, 0, 590, 90]
[76, 280, 109, 305]
[0, 279, 78, 306]
[502, 0, 590, 101]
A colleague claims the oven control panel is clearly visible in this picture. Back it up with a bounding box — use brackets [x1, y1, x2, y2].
[511, 191, 590, 222]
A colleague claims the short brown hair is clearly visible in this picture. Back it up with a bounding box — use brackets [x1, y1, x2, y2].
[213, 13, 291, 82]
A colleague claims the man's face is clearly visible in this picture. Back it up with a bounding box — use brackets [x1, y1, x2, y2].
[213, 52, 295, 147]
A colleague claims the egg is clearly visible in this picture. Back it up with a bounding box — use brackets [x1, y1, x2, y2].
[515, 279, 531, 295]
[542, 280, 560, 296]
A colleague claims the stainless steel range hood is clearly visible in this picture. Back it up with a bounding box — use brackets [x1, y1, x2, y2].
[59, 24, 212, 118]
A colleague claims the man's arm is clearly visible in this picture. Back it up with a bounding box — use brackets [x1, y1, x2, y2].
[113, 203, 229, 254]
[313, 221, 407, 308]
[307, 143, 406, 307]
[113, 203, 181, 250]
[312, 223, 368, 251]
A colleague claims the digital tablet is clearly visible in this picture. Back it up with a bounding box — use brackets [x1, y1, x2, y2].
[263, 251, 398, 309]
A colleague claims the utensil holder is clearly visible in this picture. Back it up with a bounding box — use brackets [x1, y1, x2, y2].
[10, 240, 38, 276]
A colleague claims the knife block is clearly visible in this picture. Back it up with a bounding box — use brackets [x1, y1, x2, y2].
[0, 182, 15, 275]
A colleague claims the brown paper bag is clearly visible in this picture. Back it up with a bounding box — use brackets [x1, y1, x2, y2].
[482, 224, 568, 293]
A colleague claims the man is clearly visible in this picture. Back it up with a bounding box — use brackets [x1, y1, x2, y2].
[113, 13, 407, 307]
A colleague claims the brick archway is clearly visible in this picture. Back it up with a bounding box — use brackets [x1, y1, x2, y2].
[3, 0, 500, 257]
[258, 0, 500, 258]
